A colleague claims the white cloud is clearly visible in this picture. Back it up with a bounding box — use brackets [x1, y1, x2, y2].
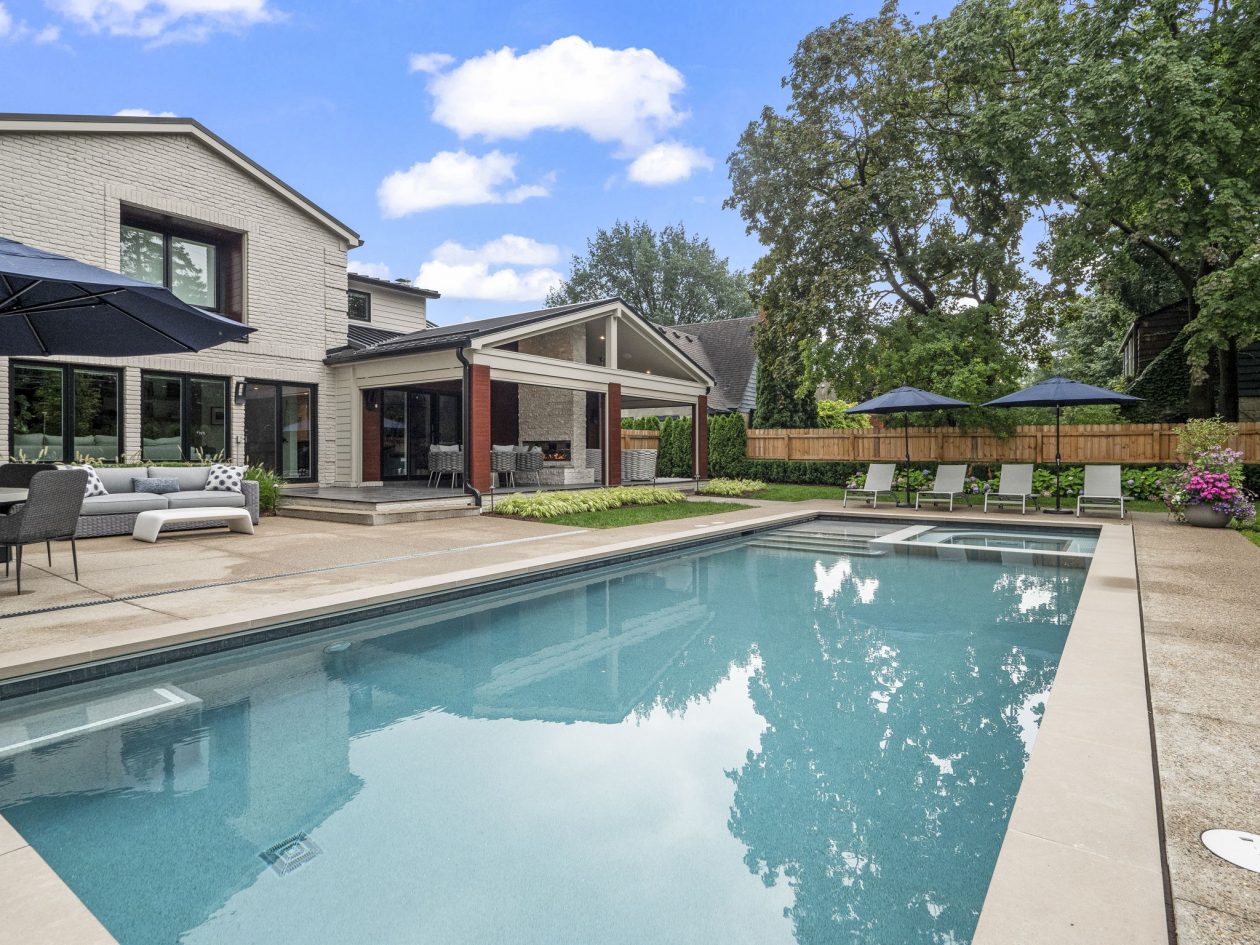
[348, 260, 391, 280]
[49, 0, 278, 43]
[428, 35, 687, 151]
[408, 51, 454, 75]
[415, 236, 563, 302]
[627, 141, 713, 185]
[0, 3, 60, 42]
[114, 108, 177, 117]
[377, 149, 551, 217]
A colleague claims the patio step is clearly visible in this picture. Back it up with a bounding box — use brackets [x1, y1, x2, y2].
[275, 502, 481, 526]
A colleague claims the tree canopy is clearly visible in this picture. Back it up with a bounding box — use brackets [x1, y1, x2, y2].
[545, 220, 755, 326]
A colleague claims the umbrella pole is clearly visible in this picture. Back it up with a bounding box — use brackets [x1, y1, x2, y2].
[1044, 403, 1072, 514]
[902, 414, 912, 507]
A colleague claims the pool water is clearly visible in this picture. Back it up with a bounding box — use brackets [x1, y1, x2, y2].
[0, 530, 1087, 945]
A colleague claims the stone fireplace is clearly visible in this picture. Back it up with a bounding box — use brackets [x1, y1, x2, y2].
[518, 381, 594, 485]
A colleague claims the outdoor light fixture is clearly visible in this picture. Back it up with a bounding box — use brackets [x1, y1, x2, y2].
[233, 381, 247, 405]
[364, 389, 381, 410]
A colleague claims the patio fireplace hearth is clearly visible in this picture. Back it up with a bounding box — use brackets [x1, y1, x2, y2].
[523, 440, 572, 463]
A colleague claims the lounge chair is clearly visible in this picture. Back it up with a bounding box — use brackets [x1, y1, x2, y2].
[843, 463, 896, 508]
[915, 464, 970, 511]
[983, 464, 1038, 514]
[1076, 465, 1125, 518]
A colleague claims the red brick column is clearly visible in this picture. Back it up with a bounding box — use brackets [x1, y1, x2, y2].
[606, 383, 621, 486]
[468, 364, 492, 492]
[361, 391, 381, 482]
[694, 396, 709, 479]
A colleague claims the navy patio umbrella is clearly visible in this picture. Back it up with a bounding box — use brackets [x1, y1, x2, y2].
[983, 377, 1143, 514]
[0, 236, 253, 356]
[847, 386, 971, 507]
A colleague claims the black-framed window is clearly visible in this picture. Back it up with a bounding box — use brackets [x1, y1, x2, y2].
[10, 362, 122, 463]
[348, 289, 371, 322]
[141, 372, 229, 462]
[244, 381, 317, 481]
[119, 206, 244, 320]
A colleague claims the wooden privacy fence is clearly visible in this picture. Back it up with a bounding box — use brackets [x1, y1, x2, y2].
[746, 423, 1260, 465]
[621, 429, 661, 451]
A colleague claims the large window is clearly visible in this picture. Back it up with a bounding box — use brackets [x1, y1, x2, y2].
[348, 289, 371, 322]
[244, 381, 316, 481]
[141, 372, 228, 461]
[120, 207, 243, 319]
[10, 363, 122, 463]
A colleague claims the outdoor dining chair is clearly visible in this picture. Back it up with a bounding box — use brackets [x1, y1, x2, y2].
[843, 463, 896, 508]
[1076, 465, 1126, 518]
[491, 446, 516, 488]
[915, 464, 970, 511]
[0, 468, 88, 594]
[983, 464, 1038, 514]
[0, 462, 58, 488]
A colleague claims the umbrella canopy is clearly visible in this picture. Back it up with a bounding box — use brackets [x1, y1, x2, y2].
[847, 386, 971, 506]
[846, 385, 971, 415]
[982, 376, 1142, 409]
[0, 236, 253, 356]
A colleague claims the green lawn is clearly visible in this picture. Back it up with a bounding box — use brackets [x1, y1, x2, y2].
[750, 484, 853, 502]
[543, 500, 752, 529]
[1238, 526, 1260, 549]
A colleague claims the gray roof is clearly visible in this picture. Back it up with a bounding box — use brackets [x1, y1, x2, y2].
[348, 271, 440, 299]
[347, 323, 404, 348]
[324, 298, 714, 384]
[661, 316, 759, 412]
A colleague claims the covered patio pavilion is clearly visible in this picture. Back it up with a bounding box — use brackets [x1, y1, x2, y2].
[323, 298, 714, 499]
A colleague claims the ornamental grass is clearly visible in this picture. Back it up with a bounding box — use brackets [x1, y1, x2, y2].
[493, 486, 686, 520]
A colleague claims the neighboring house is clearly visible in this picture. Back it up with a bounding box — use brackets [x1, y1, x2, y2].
[623, 315, 760, 421]
[0, 113, 432, 483]
[1120, 300, 1260, 420]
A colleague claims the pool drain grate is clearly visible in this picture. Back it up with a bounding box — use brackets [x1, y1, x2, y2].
[260, 833, 323, 876]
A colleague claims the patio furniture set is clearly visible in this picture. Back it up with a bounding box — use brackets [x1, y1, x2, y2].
[430, 445, 660, 489]
[843, 462, 1128, 517]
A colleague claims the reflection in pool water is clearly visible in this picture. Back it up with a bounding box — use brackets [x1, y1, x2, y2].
[0, 535, 1085, 945]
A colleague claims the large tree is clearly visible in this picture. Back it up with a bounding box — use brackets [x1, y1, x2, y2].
[545, 220, 755, 325]
[939, 0, 1260, 417]
[726, 3, 1045, 411]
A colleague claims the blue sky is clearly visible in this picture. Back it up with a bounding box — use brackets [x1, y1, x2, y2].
[0, 0, 955, 324]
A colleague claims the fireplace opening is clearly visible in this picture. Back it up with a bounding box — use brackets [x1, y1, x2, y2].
[523, 440, 572, 462]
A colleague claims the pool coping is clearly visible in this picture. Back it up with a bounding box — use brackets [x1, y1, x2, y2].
[0, 505, 1165, 945]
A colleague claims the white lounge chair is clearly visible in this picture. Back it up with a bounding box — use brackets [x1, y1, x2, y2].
[983, 464, 1038, 514]
[915, 464, 970, 511]
[1076, 465, 1125, 518]
[843, 463, 896, 508]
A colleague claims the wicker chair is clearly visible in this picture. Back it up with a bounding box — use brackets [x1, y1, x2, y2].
[0, 463, 58, 488]
[514, 446, 543, 486]
[428, 446, 463, 488]
[621, 449, 658, 484]
[0, 468, 88, 594]
[491, 447, 516, 488]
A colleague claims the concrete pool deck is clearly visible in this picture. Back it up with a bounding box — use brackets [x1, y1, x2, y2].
[0, 500, 1247, 944]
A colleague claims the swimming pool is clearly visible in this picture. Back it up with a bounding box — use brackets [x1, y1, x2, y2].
[0, 524, 1089, 945]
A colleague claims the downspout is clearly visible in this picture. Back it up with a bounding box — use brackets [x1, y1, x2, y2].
[455, 346, 483, 507]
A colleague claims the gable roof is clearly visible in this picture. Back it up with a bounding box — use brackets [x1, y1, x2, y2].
[0, 113, 361, 246]
[662, 316, 759, 412]
[348, 271, 440, 299]
[324, 296, 715, 384]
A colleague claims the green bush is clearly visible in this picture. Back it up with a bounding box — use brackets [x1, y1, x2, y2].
[707, 414, 750, 478]
[815, 400, 871, 429]
[697, 477, 766, 496]
[1123, 330, 1191, 422]
[656, 417, 693, 478]
[493, 486, 685, 520]
[244, 464, 283, 513]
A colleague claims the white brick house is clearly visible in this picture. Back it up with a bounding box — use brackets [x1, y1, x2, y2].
[0, 113, 429, 484]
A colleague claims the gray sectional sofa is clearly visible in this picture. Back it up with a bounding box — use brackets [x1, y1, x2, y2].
[77, 466, 260, 538]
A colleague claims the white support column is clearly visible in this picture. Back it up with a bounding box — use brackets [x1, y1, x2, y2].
[605, 314, 618, 370]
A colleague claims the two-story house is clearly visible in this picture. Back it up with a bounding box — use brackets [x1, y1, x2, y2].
[0, 113, 432, 484]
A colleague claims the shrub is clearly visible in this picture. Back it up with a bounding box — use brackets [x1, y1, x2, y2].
[708, 414, 750, 478]
[245, 464, 283, 514]
[1174, 416, 1238, 460]
[698, 477, 766, 496]
[493, 486, 685, 520]
[815, 400, 871, 429]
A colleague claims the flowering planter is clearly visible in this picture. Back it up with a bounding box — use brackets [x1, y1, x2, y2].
[1185, 504, 1231, 528]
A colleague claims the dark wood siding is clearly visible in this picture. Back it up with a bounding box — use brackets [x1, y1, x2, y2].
[1239, 343, 1260, 398]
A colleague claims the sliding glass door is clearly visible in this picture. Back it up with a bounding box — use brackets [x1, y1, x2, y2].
[377, 387, 460, 480]
[244, 381, 316, 481]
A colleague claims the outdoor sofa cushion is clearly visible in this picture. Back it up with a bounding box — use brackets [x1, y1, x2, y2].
[166, 490, 247, 510]
[81, 493, 169, 515]
[148, 466, 210, 491]
[133, 477, 181, 495]
[205, 463, 246, 493]
[95, 467, 139, 494]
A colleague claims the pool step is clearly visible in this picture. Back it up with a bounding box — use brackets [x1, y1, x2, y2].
[750, 532, 887, 556]
[275, 502, 481, 526]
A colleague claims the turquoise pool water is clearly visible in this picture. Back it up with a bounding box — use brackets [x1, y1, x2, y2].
[0, 530, 1087, 944]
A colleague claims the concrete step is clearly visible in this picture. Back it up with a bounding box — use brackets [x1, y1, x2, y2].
[275, 503, 481, 526]
[276, 494, 472, 513]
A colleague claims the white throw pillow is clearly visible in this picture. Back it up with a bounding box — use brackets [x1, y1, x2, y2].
[205, 463, 246, 493]
[57, 463, 108, 497]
